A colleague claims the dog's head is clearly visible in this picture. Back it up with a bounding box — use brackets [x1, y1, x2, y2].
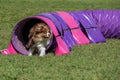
[33, 23, 51, 38]
[26, 22, 51, 48]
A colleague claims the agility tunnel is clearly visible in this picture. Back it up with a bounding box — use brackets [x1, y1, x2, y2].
[1, 9, 120, 55]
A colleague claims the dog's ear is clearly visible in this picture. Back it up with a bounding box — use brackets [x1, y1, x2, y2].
[26, 32, 36, 49]
[26, 38, 33, 49]
[28, 26, 35, 39]
[28, 32, 33, 39]
[26, 27, 35, 49]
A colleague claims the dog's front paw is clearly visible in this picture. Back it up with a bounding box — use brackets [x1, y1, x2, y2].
[39, 53, 45, 57]
[38, 47, 46, 57]
[28, 53, 32, 56]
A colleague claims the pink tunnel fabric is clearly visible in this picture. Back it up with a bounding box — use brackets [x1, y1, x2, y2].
[57, 11, 90, 44]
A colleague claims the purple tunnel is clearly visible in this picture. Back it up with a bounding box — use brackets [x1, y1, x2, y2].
[1, 9, 120, 55]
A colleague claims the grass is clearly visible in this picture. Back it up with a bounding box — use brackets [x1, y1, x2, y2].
[0, 0, 120, 80]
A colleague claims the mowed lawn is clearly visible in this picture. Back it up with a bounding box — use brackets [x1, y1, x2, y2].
[0, 0, 120, 80]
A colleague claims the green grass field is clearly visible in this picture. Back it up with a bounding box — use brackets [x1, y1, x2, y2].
[0, 0, 120, 80]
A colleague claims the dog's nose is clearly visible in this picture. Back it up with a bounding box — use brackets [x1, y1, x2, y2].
[47, 32, 50, 37]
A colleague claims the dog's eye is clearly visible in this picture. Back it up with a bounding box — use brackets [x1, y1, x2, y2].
[43, 31, 47, 34]
[35, 32, 40, 34]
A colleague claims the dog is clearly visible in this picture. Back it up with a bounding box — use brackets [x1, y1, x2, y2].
[26, 22, 51, 56]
